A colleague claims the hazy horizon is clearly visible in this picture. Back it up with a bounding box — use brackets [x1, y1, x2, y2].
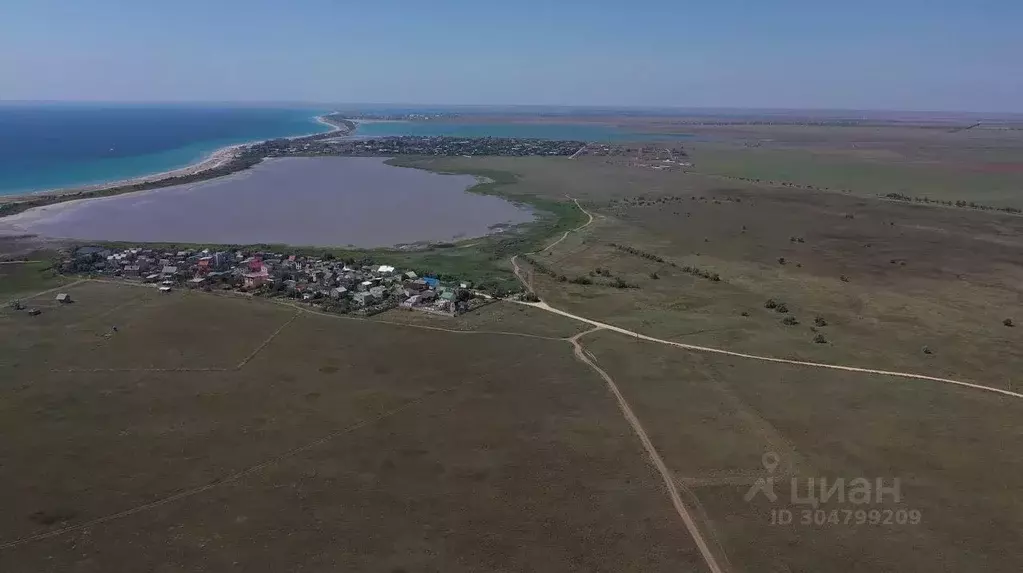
[3, 0, 1021, 113]
[4, 101, 1023, 118]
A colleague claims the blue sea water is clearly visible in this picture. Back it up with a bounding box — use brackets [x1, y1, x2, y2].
[0, 105, 330, 195]
[352, 120, 692, 142]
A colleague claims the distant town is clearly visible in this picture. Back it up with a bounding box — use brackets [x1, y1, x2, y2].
[61, 246, 494, 317]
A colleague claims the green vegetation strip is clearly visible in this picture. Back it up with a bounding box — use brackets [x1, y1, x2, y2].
[88, 160, 586, 297]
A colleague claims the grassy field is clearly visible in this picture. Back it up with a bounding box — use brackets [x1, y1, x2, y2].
[679, 124, 1023, 209]
[580, 329, 1023, 572]
[4, 135, 1023, 571]
[0, 281, 703, 572]
[487, 158, 1023, 392]
[0, 259, 69, 299]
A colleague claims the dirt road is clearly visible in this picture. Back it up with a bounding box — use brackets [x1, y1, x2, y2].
[511, 198, 1023, 401]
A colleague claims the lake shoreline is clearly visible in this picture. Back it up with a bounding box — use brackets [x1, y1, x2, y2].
[0, 157, 536, 248]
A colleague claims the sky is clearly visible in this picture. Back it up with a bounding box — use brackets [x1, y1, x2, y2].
[2, 0, 1021, 112]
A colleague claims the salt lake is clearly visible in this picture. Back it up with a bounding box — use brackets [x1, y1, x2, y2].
[0, 157, 535, 247]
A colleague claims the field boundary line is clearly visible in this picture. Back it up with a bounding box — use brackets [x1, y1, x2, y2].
[5, 278, 86, 305]
[51, 367, 228, 373]
[272, 299, 571, 342]
[235, 312, 300, 369]
[568, 332, 728, 573]
[0, 379, 475, 552]
[512, 198, 1023, 401]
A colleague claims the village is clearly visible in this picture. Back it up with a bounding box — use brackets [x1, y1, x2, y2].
[249, 134, 587, 158]
[58, 246, 493, 317]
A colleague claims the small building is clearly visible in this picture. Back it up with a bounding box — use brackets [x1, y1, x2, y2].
[404, 271, 418, 280]
[56, 293, 72, 303]
[377, 265, 395, 274]
[353, 292, 377, 306]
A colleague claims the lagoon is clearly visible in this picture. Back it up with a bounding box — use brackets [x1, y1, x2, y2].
[353, 120, 693, 142]
[0, 158, 535, 247]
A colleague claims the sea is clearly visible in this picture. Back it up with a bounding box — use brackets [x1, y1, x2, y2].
[0, 104, 331, 196]
[0, 104, 691, 196]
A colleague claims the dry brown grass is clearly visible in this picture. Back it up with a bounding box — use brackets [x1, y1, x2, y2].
[0, 282, 701, 572]
[581, 329, 1023, 572]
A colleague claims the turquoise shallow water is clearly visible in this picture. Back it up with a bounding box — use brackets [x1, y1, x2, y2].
[0, 105, 330, 195]
[352, 120, 693, 142]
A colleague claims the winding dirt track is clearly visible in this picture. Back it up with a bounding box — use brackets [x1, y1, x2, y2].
[512, 198, 1023, 401]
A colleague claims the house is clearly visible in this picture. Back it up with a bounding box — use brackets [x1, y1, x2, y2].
[161, 266, 178, 277]
[56, 293, 72, 303]
[369, 285, 386, 299]
[353, 292, 377, 306]
[188, 277, 207, 287]
[158, 286, 172, 293]
[419, 290, 437, 302]
[329, 287, 348, 299]
[122, 265, 142, 277]
[377, 265, 395, 274]
[401, 294, 421, 308]
[439, 291, 456, 302]
[243, 271, 269, 289]
[405, 271, 418, 280]
[423, 277, 440, 288]
[144, 273, 161, 283]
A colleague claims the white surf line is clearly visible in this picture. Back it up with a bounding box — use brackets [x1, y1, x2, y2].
[569, 334, 728, 573]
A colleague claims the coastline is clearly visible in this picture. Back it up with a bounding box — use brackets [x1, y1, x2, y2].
[0, 114, 346, 206]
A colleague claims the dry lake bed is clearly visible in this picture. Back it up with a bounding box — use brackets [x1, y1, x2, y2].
[0, 157, 535, 247]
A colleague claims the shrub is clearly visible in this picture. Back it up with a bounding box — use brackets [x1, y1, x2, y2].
[569, 276, 593, 285]
[649, 271, 659, 280]
[813, 333, 828, 344]
[775, 303, 789, 314]
[922, 346, 933, 355]
[1005, 318, 1015, 327]
[781, 316, 799, 326]
[740, 311, 750, 317]
[764, 299, 778, 309]
[814, 316, 828, 327]
[840, 275, 850, 283]
[778, 257, 786, 265]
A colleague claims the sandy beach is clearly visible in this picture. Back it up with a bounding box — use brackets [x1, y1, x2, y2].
[0, 114, 346, 205]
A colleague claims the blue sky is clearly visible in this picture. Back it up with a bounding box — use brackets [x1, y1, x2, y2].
[2, 0, 1020, 111]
